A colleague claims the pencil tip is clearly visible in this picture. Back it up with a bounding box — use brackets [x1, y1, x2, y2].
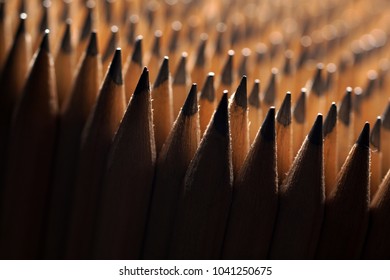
[182, 84, 198, 116]
[173, 53, 187, 85]
[338, 87, 352, 125]
[323, 103, 337, 137]
[308, 114, 323, 145]
[102, 26, 118, 61]
[152, 30, 162, 57]
[263, 68, 278, 105]
[154, 57, 169, 87]
[195, 33, 207, 67]
[233, 76, 247, 108]
[132, 36, 143, 66]
[293, 88, 306, 124]
[382, 100, 390, 129]
[283, 50, 294, 75]
[248, 79, 260, 108]
[40, 29, 50, 53]
[80, 6, 93, 41]
[61, 21, 72, 53]
[311, 63, 324, 96]
[261, 107, 276, 141]
[213, 91, 229, 135]
[221, 50, 234, 85]
[357, 122, 370, 149]
[200, 72, 215, 102]
[87, 32, 98, 56]
[16, 13, 27, 36]
[277, 92, 291, 126]
[108, 48, 123, 85]
[370, 117, 381, 150]
[133, 67, 150, 96]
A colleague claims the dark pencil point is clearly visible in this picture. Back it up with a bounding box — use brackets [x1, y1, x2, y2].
[87, 32, 98, 56]
[213, 91, 229, 135]
[173, 53, 187, 85]
[168, 21, 181, 53]
[154, 57, 170, 88]
[277, 92, 291, 126]
[323, 103, 337, 137]
[133, 67, 150, 96]
[152, 30, 162, 57]
[248, 79, 260, 108]
[131, 36, 143, 66]
[382, 100, 390, 129]
[357, 122, 370, 149]
[353, 87, 363, 114]
[102, 26, 118, 62]
[195, 33, 208, 67]
[370, 117, 381, 151]
[263, 68, 278, 105]
[108, 48, 123, 85]
[338, 87, 352, 125]
[308, 114, 323, 145]
[80, 6, 93, 41]
[293, 88, 306, 124]
[221, 50, 234, 85]
[200, 73, 215, 102]
[40, 29, 50, 53]
[283, 50, 293, 75]
[16, 13, 27, 37]
[311, 63, 324, 96]
[182, 84, 198, 116]
[261, 107, 276, 142]
[61, 21, 72, 53]
[363, 71, 377, 98]
[233, 76, 247, 109]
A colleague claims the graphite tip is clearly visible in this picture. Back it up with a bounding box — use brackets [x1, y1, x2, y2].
[308, 114, 323, 145]
[108, 48, 123, 85]
[182, 84, 198, 116]
[154, 57, 170, 88]
[357, 122, 370, 149]
[323, 103, 337, 137]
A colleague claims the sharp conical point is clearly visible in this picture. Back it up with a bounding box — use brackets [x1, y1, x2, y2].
[80, 7, 93, 40]
[249, 79, 260, 108]
[213, 91, 229, 135]
[182, 84, 198, 116]
[200, 73, 215, 102]
[277, 92, 291, 126]
[311, 64, 324, 96]
[87, 32, 98, 56]
[261, 107, 275, 141]
[357, 122, 370, 149]
[16, 13, 27, 36]
[370, 117, 381, 150]
[173, 53, 187, 85]
[132, 37, 143, 65]
[61, 21, 72, 53]
[323, 103, 337, 137]
[195, 34, 207, 66]
[293, 89, 306, 123]
[264, 70, 277, 105]
[133, 67, 150, 96]
[154, 57, 169, 87]
[234, 76, 247, 108]
[308, 114, 323, 145]
[40, 30, 50, 52]
[152, 31, 162, 56]
[108, 48, 123, 85]
[383, 100, 390, 129]
[221, 51, 234, 85]
[339, 88, 352, 125]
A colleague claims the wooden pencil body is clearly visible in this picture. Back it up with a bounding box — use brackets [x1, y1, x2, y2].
[0, 41, 58, 259]
[94, 71, 155, 259]
[66, 62, 125, 259]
